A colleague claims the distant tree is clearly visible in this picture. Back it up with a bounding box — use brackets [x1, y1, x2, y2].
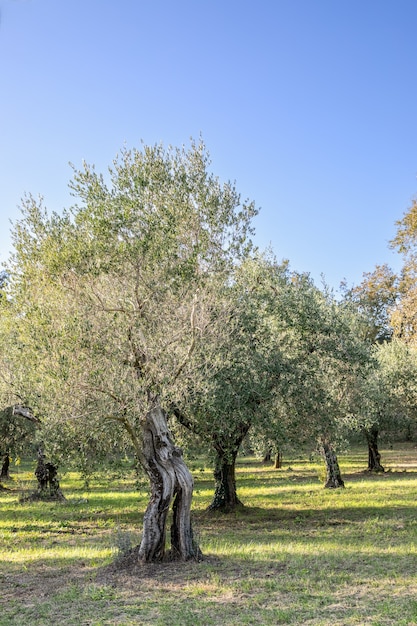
[0, 406, 37, 482]
[267, 273, 371, 488]
[351, 362, 387, 472]
[390, 198, 417, 341]
[0, 282, 40, 485]
[376, 340, 417, 434]
[0, 271, 8, 297]
[5, 140, 256, 560]
[352, 339, 417, 473]
[341, 264, 399, 344]
[341, 264, 400, 469]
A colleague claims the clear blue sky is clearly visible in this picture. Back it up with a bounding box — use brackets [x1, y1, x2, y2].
[1, 0, 417, 291]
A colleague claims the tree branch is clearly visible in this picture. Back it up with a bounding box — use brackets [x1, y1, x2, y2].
[172, 295, 199, 383]
[12, 405, 42, 424]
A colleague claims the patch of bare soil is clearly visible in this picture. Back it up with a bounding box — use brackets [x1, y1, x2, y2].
[96, 548, 218, 588]
[0, 549, 220, 607]
[0, 562, 92, 605]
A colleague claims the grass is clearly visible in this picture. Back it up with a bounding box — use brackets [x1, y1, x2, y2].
[1, 445, 417, 625]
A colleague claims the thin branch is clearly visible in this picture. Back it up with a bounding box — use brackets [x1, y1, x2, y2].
[172, 295, 199, 383]
[89, 284, 131, 314]
[169, 403, 199, 435]
[79, 383, 127, 408]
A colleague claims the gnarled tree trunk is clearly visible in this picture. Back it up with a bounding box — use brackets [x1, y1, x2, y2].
[34, 449, 65, 500]
[208, 424, 250, 511]
[365, 426, 385, 472]
[208, 451, 242, 511]
[137, 406, 201, 562]
[1, 454, 10, 481]
[319, 438, 345, 488]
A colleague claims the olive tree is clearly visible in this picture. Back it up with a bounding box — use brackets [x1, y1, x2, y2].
[373, 340, 417, 440]
[0, 406, 39, 483]
[258, 270, 372, 488]
[169, 255, 287, 510]
[0, 283, 40, 484]
[341, 264, 401, 469]
[6, 140, 257, 561]
[172, 255, 371, 505]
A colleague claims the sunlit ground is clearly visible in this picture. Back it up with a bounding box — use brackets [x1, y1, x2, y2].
[1, 445, 416, 625]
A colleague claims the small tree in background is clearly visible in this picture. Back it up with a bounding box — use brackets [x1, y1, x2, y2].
[390, 197, 417, 342]
[0, 406, 38, 484]
[264, 272, 372, 488]
[341, 264, 400, 469]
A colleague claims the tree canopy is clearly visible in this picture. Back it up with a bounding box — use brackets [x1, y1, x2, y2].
[3, 140, 259, 559]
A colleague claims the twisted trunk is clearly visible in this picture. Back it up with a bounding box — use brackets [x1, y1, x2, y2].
[319, 438, 345, 488]
[137, 405, 201, 562]
[365, 426, 385, 473]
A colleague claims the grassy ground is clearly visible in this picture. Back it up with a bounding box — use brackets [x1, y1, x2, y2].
[1, 445, 417, 625]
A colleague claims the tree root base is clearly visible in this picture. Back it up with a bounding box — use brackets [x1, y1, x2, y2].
[19, 490, 66, 503]
[114, 544, 204, 568]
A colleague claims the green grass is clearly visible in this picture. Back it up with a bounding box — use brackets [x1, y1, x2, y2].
[1, 445, 417, 625]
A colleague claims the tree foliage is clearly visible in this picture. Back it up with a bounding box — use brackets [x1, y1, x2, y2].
[4, 140, 257, 558]
[390, 198, 417, 342]
[173, 253, 374, 500]
[341, 264, 399, 344]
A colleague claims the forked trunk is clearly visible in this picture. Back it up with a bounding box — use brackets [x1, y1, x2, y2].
[365, 426, 385, 473]
[262, 448, 282, 468]
[137, 406, 201, 562]
[319, 439, 345, 488]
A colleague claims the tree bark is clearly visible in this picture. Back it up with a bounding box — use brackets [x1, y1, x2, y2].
[274, 450, 283, 469]
[208, 451, 243, 511]
[207, 425, 250, 511]
[137, 406, 201, 562]
[365, 426, 385, 472]
[34, 449, 65, 500]
[0, 454, 10, 481]
[319, 439, 345, 488]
